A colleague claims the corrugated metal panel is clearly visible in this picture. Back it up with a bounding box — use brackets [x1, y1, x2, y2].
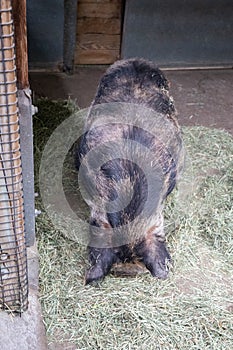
[122, 0, 233, 68]
[27, 0, 64, 69]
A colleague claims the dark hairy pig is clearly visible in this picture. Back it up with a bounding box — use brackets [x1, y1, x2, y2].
[76, 58, 184, 284]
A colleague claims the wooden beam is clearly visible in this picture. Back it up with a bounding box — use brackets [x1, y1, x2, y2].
[12, 0, 29, 89]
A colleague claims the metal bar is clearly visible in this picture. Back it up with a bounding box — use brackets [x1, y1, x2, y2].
[12, 0, 35, 247]
[63, 0, 78, 74]
[17, 89, 35, 247]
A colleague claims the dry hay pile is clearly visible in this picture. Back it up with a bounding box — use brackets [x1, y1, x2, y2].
[34, 99, 233, 350]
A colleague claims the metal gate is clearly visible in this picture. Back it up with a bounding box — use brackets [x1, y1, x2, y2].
[0, 0, 28, 313]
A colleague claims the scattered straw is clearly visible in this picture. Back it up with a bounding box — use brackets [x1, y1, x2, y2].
[34, 99, 233, 350]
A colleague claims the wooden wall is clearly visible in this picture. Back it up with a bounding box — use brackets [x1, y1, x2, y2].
[75, 0, 122, 64]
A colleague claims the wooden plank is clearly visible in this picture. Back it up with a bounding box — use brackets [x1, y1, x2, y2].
[77, 18, 121, 34]
[12, 0, 29, 89]
[75, 48, 120, 64]
[77, 33, 121, 50]
[76, 0, 122, 64]
[77, 2, 121, 18]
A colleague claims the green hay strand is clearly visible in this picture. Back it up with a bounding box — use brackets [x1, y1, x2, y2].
[34, 99, 233, 350]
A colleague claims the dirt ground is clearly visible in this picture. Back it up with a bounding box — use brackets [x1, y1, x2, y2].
[30, 67, 233, 135]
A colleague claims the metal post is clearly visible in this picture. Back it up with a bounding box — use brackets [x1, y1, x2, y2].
[63, 0, 78, 74]
[12, 0, 35, 247]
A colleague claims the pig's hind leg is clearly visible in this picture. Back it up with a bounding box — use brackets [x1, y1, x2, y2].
[85, 247, 117, 285]
[134, 215, 171, 280]
[135, 238, 171, 280]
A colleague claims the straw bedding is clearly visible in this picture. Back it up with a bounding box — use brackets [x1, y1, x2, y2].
[34, 99, 233, 349]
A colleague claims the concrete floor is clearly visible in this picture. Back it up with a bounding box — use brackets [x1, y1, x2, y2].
[30, 67, 233, 134]
[0, 245, 48, 350]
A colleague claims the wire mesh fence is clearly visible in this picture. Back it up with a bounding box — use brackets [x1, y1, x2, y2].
[0, 0, 28, 313]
